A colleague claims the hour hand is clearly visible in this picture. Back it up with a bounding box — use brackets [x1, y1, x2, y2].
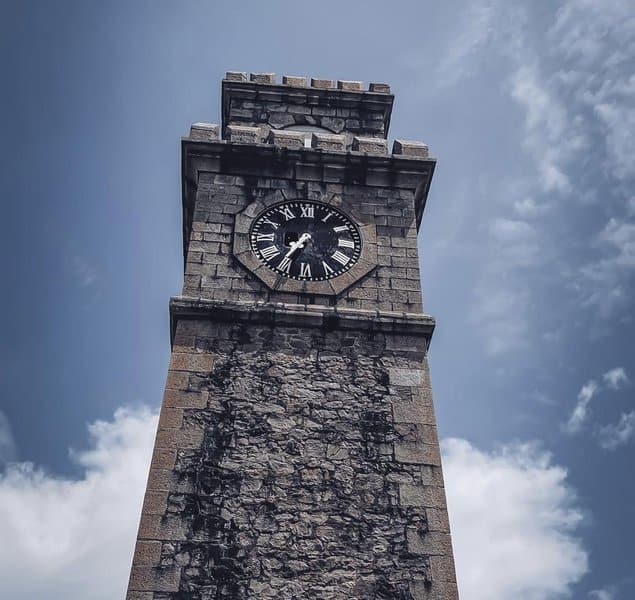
[284, 232, 312, 259]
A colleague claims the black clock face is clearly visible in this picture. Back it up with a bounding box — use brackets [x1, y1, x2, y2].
[250, 201, 362, 281]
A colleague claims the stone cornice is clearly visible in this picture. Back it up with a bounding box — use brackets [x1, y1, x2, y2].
[169, 296, 435, 346]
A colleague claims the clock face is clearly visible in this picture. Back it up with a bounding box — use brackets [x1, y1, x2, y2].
[250, 201, 362, 281]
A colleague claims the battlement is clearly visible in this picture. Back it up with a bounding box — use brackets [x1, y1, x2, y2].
[222, 71, 395, 149]
[188, 121, 430, 158]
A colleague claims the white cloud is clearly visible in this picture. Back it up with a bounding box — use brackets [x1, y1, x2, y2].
[598, 411, 635, 450]
[564, 380, 599, 434]
[443, 438, 588, 600]
[603, 367, 629, 390]
[589, 586, 617, 600]
[0, 411, 16, 465]
[0, 406, 157, 599]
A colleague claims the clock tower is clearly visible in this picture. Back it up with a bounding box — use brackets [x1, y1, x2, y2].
[127, 72, 459, 599]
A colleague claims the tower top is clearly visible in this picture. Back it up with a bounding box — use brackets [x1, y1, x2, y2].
[222, 71, 394, 149]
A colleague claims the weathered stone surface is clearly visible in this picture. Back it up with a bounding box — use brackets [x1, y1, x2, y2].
[311, 77, 335, 89]
[188, 122, 219, 141]
[393, 139, 430, 158]
[225, 125, 261, 144]
[225, 71, 247, 82]
[222, 76, 394, 149]
[268, 129, 305, 149]
[127, 319, 454, 598]
[352, 136, 388, 154]
[282, 75, 307, 87]
[311, 132, 346, 151]
[250, 72, 276, 84]
[369, 82, 391, 93]
[337, 80, 363, 91]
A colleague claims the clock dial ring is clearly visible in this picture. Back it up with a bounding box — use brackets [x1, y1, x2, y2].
[249, 201, 362, 281]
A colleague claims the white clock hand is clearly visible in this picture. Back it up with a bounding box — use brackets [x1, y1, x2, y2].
[284, 233, 312, 259]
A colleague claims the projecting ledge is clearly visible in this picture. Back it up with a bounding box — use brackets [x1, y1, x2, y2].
[169, 296, 435, 345]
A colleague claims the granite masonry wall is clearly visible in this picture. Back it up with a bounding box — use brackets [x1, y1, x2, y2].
[184, 176, 423, 313]
[127, 316, 457, 600]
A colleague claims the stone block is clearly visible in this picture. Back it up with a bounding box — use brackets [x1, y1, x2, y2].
[250, 72, 276, 84]
[151, 446, 176, 470]
[400, 484, 447, 508]
[407, 529, 454, 556]
[188, 122, 219, 141]
[131, 540, 162, 566]
[128, 566, 180, 592]
[282, 75, 307, 87]
[158, 407, 183, 430]
[226, 125, 262, 144]
[430, 555, 458, 584]
[310, 132, 346, 152]
[268, 129, 306, 150]
[142, 489, 169, 515]
[395, 441, 441, 466]
[225, 71, 247, 81]
[426, 507, 451, 532]
[393, 398, 436, 425]
[337, 80, 363, 91]
[392, 139, 430, 158]
[352, 136, 388, 154]
[369, 82, 391, 93]
[389, 367, 425, 386]
[310, 77, 335, 89]
[169, 352, 214, 372]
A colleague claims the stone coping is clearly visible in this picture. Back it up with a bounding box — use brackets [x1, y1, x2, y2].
[169, 296, 435, 345]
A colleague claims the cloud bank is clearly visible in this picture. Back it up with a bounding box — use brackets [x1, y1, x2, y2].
[0, 407, 157, 599]
[443, 438, 588, 600]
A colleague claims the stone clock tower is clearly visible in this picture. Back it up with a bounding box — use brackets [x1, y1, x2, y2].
[127, 72, 458, 599]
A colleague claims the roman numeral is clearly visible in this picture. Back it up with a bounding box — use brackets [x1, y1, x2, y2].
[300, 204, 314, 218]
[322, 261, 335, 276]
[261, 218, 279, 229]
[331, 250, 350, 266]
[277, 256, 292, 273]
[256, 233, 275, 242]
[322, 211, 334, 222]
[260, 245, 280, 260]
[299, 263, 311, 278]
[338, 238, 355, 248]
[277, 206, 295, 221]
[333, 225, 349, 233]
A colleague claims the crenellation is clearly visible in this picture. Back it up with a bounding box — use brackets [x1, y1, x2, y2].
[337, 79, 363, 91]
[250, 72, 276, 84]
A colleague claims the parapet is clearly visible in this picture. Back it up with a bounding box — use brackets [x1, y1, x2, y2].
[221, 71, 395, 150]
[186, 121, 430, 159]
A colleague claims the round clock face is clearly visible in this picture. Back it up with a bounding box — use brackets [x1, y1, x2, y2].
[250, 201, 362, 281]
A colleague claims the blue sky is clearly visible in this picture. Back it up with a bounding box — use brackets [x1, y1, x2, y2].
[1, 1, 634, 598]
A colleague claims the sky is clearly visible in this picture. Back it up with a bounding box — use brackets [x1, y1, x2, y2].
[0, 1, 634, 598]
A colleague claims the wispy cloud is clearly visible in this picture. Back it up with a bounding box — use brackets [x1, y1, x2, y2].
[564, 380, 599, 434]
[603, 367, 629, 390]
[598, 411, 635, 450]
[565, 368, 632, 447]
[69, 254, 98, 288]
[589, 585, 618, 600]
